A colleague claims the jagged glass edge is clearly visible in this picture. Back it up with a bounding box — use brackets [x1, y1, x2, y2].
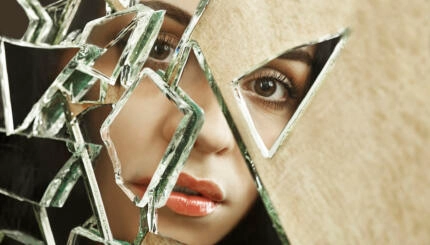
[0, 36, 103, 137]
[232, 28, 351, 158]
[99, 67, 203, 208]
[138, 68, 204, 223]
[113, 9, 164, 88]
[190, 41, 292, 244]
[18, 0, 83, 45]
[67, 115, 115, 243]
[30, 43, 102, 138]
[0, 37, 80, 134]
[17, 0, 53, 43]
[0, 230, 44, 245]
[77, 4, 164, 88]
[46, 0, 82, 45]
[33, 206, 55, 244]
[164, 0, 210, 87]
[65, 4, 164, 103]
[67, 216, 127, 245]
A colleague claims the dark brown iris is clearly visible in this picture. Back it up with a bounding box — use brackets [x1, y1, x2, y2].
[149, 41, 171, 60]
[254, 78, 276, 97]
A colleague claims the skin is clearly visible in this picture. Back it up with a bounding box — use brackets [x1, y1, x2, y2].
[92, 0, 316, 244]
[241, 47, 316, 148]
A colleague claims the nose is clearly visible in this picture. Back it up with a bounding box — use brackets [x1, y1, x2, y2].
[162, 54, 235, 155]
[193, 92, 235, 154]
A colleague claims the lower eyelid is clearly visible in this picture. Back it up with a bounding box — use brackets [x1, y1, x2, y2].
[244, 92, 289, 111]
[145, 58, 169, 71]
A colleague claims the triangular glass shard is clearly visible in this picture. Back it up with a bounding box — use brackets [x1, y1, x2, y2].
[47, 180, 99, 244]
[100, 69, 203, 208]
[79, 4, 164, 87]
[0, 198, 45, 244]
[233, 35, 343, 158]
[0, 132, 77, 206]
[0, 38, 78, 135]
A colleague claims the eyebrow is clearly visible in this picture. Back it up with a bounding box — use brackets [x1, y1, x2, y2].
[279, 49, 314, 65]
[142, 1, 192, 26]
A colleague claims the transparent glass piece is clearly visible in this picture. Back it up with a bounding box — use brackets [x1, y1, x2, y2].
[233, 35, 342, 158]
[0, 38, 78, 135]
[100, 68, 203, 210]
[0, 196, 48, 244]
[14, 0, 91, 44]
[17, 0, 54, 43]
[0, 230, 44, 245]
[67, 130, 114, 243]
[0, 132, 79, 205]
[79, 4, 164, 87]
[46, 179, 92, 244]
[163, 42, 285, 245]
[43, 0, 82, 44]
[67, 216, 127, 245]
[0, 1, 349, 244]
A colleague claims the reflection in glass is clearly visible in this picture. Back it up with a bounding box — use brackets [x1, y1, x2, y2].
[234, 37, 341, 157]
[0, 0, 347, 244]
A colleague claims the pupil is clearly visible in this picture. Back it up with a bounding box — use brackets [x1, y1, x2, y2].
[255, 79, 276, 97]
[150, 42, 170, 60]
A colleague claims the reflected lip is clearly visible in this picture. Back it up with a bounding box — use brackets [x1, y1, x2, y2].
[131, 173, 224, 217]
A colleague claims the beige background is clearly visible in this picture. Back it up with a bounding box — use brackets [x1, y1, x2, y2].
[192, 0, 430, 244]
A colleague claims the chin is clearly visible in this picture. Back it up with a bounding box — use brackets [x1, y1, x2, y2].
[155, 206, 235, 245]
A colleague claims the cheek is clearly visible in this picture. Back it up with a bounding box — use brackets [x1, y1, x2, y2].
[107, 77, 178, 178]
[244, 97, 295, 147]
[227, 151, 259, 219]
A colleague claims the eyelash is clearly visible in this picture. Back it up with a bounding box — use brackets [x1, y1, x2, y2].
[145, 32, 179, 70]
[241, 69, 297, 111]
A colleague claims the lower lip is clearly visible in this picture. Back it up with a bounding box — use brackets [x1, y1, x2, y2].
[166, 192, 218, 217]
[131, 185, 218, 217]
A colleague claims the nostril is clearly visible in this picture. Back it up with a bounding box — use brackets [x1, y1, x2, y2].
[192, 110, 235, 155]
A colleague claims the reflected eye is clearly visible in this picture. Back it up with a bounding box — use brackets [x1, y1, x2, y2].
[252, 78, 284, 99]
[150, 40, 173, 61]
[148, 32, 177, 63]
[241, 69, 295, 103]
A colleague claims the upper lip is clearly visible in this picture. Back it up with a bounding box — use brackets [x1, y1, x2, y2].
[131, 172, 225, 202]
[175, 173, 224, 202]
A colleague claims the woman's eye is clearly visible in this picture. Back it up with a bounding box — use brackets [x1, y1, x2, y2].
[240, 70, 294, 103]
[149, 40, 174, 61]
[145, 32, 179, 70]
[251, 78, 286, 100]
[148, 33, 178, 62]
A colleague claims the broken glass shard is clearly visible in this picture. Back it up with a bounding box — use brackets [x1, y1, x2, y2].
[100, 68, 203, 213]
[0, 38, 78, 135]
[0, 132, 99, 208]
[78, 4, 164, 87]
[233, 36, 342, 158]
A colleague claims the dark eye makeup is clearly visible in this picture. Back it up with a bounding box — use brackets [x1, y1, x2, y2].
[145, 32, 179, 70]
[239, 68, 298, 111]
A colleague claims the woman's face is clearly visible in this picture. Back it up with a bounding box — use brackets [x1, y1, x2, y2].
[93, 0, 315, 244]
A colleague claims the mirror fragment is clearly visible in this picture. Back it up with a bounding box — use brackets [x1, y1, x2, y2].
[0, 40, 78, 134]
[234, 37, 341, 157]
